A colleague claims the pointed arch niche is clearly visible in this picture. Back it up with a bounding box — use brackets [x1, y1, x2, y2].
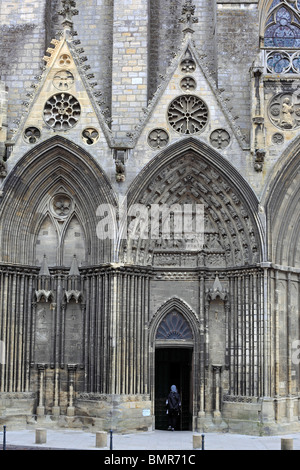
[261, 0, 300, 73]
[0, 136, 117, 266]
[150, 298, 199, 430]
[35, 215, 58, 266]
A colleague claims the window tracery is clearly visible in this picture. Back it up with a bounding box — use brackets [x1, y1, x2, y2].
[264, 0, 300, 73]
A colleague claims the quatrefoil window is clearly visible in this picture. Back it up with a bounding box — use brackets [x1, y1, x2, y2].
[180, 58, 196, 73]
[43, 93, 81, 130]
[167, 95, 208, 134]
[180, 76, 196, 92]
[147, 128, 169, 149]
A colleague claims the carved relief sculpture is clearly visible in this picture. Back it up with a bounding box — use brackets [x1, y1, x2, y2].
[268, 92, 300, 130]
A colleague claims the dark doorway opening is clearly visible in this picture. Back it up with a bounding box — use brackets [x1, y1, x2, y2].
[155, 347, 193, 430]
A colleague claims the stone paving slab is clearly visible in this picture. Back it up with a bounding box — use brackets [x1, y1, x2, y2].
[1, 429, 300, 451]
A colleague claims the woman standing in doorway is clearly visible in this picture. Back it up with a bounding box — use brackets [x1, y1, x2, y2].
[166, 385, 181, 431]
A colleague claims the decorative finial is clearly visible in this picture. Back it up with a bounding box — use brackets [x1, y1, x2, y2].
[58, 0, 79, 33]
[180, 0, 198, 35]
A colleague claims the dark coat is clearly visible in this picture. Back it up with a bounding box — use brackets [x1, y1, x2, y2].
[166, 385, 181, 414]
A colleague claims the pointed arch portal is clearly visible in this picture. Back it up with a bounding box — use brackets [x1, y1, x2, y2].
[150, 299, 199, 431]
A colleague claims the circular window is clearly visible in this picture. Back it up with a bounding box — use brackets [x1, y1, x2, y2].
[51, 194, 72, 218]
[43, 93, 81, 130]
[180, 58, 196, 73]
[53, 70, 74, 90]
[82, 127, 100, 145]
[147, 128, 169, 149]
[210, 129, 230, 149]
[58, 54, 72, 67]
[167, 95, 208, 134]
[24, 127, 41, 144]
[180, 76, 196, 92]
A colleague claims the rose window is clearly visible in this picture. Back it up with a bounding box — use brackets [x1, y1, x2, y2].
[43, 93, 81, 130]
[167, 95, 208, 134]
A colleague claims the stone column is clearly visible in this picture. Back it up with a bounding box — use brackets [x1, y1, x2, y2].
[67, 364, 77, 416]
[52, 368, 60, 416]
[212, 365, 222, 422]
[0, 80, 8, 181]
[37, 364, 47, 416]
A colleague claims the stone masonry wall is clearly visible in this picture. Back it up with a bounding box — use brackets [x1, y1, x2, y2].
[0, 0, 48, 139]
[216, 0, 260, 142]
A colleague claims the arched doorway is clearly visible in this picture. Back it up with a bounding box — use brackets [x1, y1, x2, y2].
[154, 309, 194, 430]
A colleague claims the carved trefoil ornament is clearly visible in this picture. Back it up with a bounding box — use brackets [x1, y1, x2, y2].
[58, 54, 72, 67]
[23, 127, 41, 144]
[268, 92, 300, 130]
[82, 128, 99, 145]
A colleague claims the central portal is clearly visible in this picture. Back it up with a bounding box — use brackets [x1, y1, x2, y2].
[155, 347, 193, 430]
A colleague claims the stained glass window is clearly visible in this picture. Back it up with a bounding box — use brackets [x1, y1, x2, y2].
[264, 1, 300, 73]
[265, 6, 300, 47]
[156, 311, 193, 340]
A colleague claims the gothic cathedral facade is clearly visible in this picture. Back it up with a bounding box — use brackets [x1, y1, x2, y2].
[0, 0, 300, 435]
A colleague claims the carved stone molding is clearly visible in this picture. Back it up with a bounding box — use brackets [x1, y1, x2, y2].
[23, 127, 41, 144]
[210, 129, 230, 149]
[82, 127, 99, 145]
[147, 128, 169, 149]
[53, 70, 74, 90]
[35, 290, 54, 302]
[268, 92, 300, 130]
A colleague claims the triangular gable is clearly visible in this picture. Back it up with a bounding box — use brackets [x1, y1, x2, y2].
[130, 35, 248, 152]
[9, 33, 113, 153]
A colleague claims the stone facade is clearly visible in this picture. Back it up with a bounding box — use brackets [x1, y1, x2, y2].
[0, 0, 300, 435]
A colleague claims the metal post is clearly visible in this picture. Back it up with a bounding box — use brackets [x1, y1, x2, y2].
[110, 429, 113, 450]
[3, 425, 6, 450]
[201, 433, 205, 450]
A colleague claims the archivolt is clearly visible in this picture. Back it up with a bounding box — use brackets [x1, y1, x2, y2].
[120, 137, 264, 268]
[0, 136, 117, 266]
[263, 136, 300, 267]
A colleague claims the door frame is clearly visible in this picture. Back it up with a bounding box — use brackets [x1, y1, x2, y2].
[148, 298, 201, 431]
[154, 344, 194, 430]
